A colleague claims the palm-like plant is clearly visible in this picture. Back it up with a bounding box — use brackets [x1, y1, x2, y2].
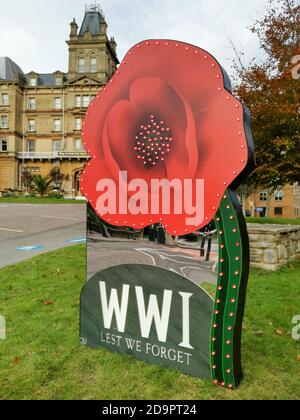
[32, 175, 54, 197]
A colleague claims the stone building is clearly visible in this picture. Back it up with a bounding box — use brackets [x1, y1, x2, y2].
[0, 4, 119, 197]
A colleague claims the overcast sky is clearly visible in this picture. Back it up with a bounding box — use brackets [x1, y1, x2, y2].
[0, 0, 269, 77]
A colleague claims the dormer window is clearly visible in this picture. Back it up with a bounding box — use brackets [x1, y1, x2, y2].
[55, 77, 63, 86]
[30, 78, 37, 87]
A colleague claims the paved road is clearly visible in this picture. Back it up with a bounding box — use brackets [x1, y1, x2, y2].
[87, 233, 217, 286]
[0, 203, 218, 287]
[0, 203, 86, 268]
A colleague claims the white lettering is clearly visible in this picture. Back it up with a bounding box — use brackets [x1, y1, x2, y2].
[99, 282, 129, 333]
[178, 292, 194, 349]
[135, 287, 172, 343]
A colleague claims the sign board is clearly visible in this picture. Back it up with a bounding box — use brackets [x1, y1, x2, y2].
[57, 152, 89, 158]
[80, 40, 255, 389]
[81, 265, 213, 378]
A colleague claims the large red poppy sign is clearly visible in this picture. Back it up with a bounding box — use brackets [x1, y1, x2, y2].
[80, 40, 253, 235]
[80, 40, 255, 390]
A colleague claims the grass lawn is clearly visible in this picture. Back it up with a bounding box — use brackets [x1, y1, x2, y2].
[246, 217, 300, 225]
[0, 246, 299, 400]
[0, 197, 85, 205]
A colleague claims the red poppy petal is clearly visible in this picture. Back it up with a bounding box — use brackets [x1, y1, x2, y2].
[103, 99, 167, 184]
[129, 77, 190, 179]
[194, 93, 248, 198]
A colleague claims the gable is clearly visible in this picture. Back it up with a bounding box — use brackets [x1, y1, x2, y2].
[67, 74, 101, 86]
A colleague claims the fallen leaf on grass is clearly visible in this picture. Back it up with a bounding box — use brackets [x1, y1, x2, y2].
[276, 328, 284, 335]
[13, 357, 20, 365]
[43, 300, 54, 306]
[297, 355, 300, 362]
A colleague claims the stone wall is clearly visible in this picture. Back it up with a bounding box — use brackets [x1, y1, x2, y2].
[247, 224, 300, 270]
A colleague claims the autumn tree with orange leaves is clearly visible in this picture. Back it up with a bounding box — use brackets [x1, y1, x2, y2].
[234, 0, 300, 192]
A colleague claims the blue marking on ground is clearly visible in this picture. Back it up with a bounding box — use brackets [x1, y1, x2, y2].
[65, 238, 87, 244]
[16, 245, 45, 252]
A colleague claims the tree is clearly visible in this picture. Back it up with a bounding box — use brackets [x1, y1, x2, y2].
[49, 167, 65, 196]
[233, 0, 300, 192]
[21, 170, 34, 194]
[32, 175, 54, 197]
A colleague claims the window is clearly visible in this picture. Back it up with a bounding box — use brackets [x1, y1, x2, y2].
[0, 138, 8, 152]
[1, 94, 9, 106]
[54, 119, 62, 132]
[275, 191, 283, 201]
[78, 58, 85, 73]
[53, 140, 62, 152]
[28, 97, 36, 110]
[28, 119, 36, 132]
[54, 97, 62, 110]
[274, 207, 283, 216]
[27, 140, 35, 153]
[75, 95, 81, 108]
[74, 139, 82, 151]
[82, 95, 90, 107]
[90, 58, 97, 73]
[55, 77, 63, 86]
[0, 115, 8, 128]
[259, 192, 268, 201]
[30, 78, 37, 87]
[75, 118, 82, 130]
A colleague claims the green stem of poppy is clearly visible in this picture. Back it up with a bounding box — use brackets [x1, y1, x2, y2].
[211, 188, 250, 389]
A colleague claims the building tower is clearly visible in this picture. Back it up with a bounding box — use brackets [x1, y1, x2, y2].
[0, 5, 119, 197]
[67, 4, 118, 82]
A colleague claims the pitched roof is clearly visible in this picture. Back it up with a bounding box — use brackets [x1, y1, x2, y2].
[0, 57, 23, 80]
[79, 11, 105, 36]
[25, 73, 66, 86]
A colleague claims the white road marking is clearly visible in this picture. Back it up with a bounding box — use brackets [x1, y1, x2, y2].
[0, 227, 23, 233]
[180, 266, 204, 276]
[136, 248, 202, 267]
[136, 249, 214, 301]
[135, 249, 157, 266]
[0, 205, 7, 208]
[40, 215, 80, 222]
